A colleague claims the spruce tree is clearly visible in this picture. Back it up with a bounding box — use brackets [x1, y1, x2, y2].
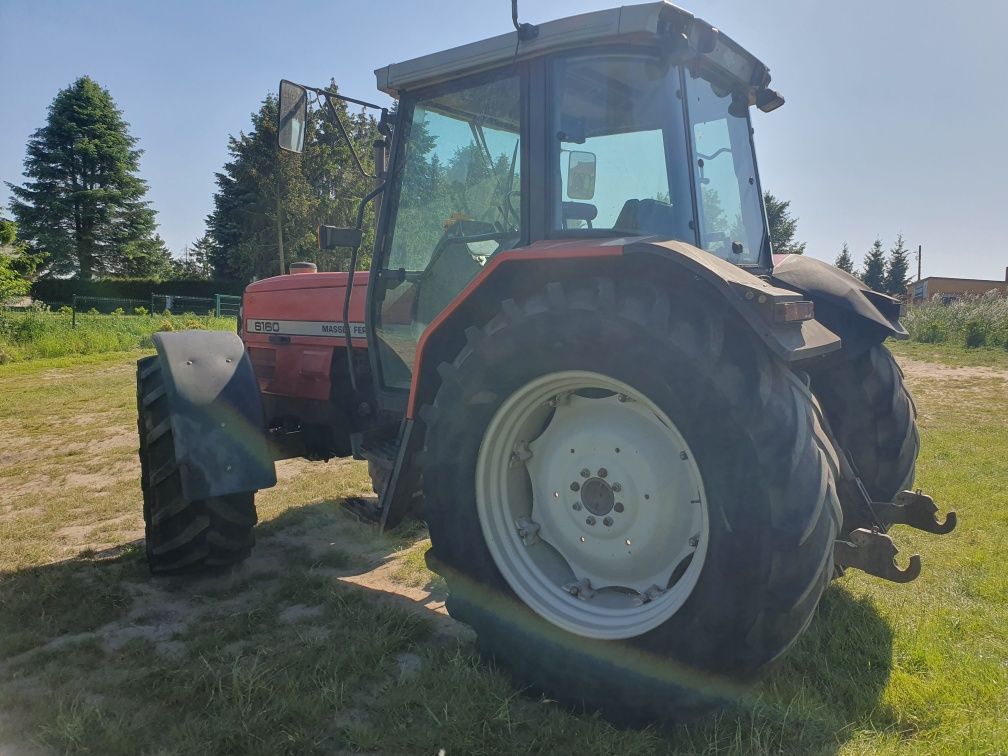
[834, 243, 855, 274]
[7, 77, 164, 279]
[884, 233, 911, 296]
[764, 192, 806, 255]
[860, 238, 887, 292]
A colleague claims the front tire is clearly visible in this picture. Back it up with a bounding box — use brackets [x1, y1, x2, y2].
[137, 356, 257, 576]
[421, 278, 841, 722]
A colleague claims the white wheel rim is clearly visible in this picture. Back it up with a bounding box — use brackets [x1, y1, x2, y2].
[475, 370, 709, 640]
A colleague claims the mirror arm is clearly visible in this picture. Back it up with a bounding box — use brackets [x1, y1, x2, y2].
[341, 180, 387, 393]
[320, 95, 380, 180]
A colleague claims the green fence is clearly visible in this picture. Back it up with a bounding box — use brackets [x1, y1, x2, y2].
[71, 295, 150, 326]
[215, 294, 242, 318]
[70, 292, 240, 327]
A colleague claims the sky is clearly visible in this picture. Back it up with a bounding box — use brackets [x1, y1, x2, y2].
[1, 0, 1006, 280]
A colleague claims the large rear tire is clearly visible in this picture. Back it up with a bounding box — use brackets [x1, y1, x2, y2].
[420, 278, 841, 722]
[809, 344, 919, 503]
[136, 355, 257, 576]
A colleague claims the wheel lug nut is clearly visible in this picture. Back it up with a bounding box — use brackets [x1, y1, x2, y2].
[680, 451, 688, 460]
[614, 502, 624, 513]
[586, 516, 596, 526]
[580, 468, 590, 478]
[603, 517, 613, 527]
[598, 468, 607, 478]
[570, 482, 580, 491]
[572, 502, 582, 511]
[612, 482, 621, 493]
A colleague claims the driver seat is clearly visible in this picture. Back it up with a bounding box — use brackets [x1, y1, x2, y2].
[613, 198, 679, 237]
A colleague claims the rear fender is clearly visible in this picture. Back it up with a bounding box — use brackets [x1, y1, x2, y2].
[404, 238, 841, 419]
[151, 330, 277, 500]
[770, 254, 907, 354]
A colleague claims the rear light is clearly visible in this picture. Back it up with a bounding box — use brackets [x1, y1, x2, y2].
[773, 300, 814, 323]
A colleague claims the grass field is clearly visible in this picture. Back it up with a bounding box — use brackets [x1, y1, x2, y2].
[0, 309, 235, 363]
[0, 344, 1005, 754]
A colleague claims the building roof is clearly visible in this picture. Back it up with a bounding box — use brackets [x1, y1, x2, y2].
[916, 276, 1007, 285]
[374, 2, 771, 99]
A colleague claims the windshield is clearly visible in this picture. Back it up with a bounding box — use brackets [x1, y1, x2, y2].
[550, 54, 767, 265]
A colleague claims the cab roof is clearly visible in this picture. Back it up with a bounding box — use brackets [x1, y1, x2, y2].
[374, 2, 776, 105]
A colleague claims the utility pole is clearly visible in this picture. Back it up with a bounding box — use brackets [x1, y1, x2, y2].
[917, 244, 922, 282]
[275, 173, 286, 276]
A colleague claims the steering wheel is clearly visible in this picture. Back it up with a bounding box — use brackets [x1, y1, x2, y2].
[431, 219, 518, 266]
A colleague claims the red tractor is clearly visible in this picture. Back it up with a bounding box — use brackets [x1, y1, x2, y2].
[136, 2, 954, 720]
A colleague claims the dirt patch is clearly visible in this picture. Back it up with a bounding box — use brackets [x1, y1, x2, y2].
[0, 505, 46, 523]
[337, 559, 467, 642]
[63, 460, 137, 491]
[897, 357, 1008, 383]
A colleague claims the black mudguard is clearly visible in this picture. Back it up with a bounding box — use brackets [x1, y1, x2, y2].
[771, 254, 907, 356]
[151, 330, 277, 501]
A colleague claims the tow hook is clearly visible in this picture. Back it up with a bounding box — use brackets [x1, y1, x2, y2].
[873, 490, 957, 535]
[834, 528, 921, 583]
[834, 487, 956, 583]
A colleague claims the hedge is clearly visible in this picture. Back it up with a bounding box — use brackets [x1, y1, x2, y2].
[30, 278, 247, 306]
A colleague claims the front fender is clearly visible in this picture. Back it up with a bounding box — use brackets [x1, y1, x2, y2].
[151, 330, 276, 501]
[770, 254, 907, 352]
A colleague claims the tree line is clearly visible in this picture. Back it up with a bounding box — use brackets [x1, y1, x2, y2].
[4, 75, 378, 289]
[833, 235, 912, 296]
[4, 75, 912, 298]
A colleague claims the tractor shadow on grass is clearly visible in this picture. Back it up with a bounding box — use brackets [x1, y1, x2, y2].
[0, 500, 897, 753]
[718, 583, 899, 752]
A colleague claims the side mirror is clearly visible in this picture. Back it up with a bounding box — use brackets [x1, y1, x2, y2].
[278, 80, 308, 153]
[318, 225, 363, 250]
[566, 150, 596, 201]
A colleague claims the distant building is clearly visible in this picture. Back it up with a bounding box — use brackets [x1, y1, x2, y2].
[907, 268, 1008, 304]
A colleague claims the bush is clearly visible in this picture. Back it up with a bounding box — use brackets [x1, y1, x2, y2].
[134, 306, 148, 316]
[905, 293, 1008, 348]
[57, 305, 73, 315]
[915, 322, 948, 344]
[964, 320, 987, 348]
[112, 307, 125, 316]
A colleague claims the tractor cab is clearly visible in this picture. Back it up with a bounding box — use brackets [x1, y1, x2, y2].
[279, 1, 785, 397]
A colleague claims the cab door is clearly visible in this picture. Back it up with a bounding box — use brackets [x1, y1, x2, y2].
[369, 70, 524, 396]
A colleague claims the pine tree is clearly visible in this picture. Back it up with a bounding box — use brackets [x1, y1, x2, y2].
[6, 77, 163, 279]
[835, 243, 855, 274]
[884, 232, 911, 296]
[860, 238, 887, 292]
[764, 192, 806, 255]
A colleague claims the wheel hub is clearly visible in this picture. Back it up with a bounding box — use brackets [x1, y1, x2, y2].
[475, 370, 709, 640]
[580, 477, 614, 516]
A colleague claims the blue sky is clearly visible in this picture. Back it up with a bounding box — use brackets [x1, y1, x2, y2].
[1, 0, 1005, 280]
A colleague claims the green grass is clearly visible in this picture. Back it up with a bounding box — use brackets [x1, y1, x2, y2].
[0, 347, 1005, 754]
[0, 308, 235, 363]
[887, 337, 1008, 370]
